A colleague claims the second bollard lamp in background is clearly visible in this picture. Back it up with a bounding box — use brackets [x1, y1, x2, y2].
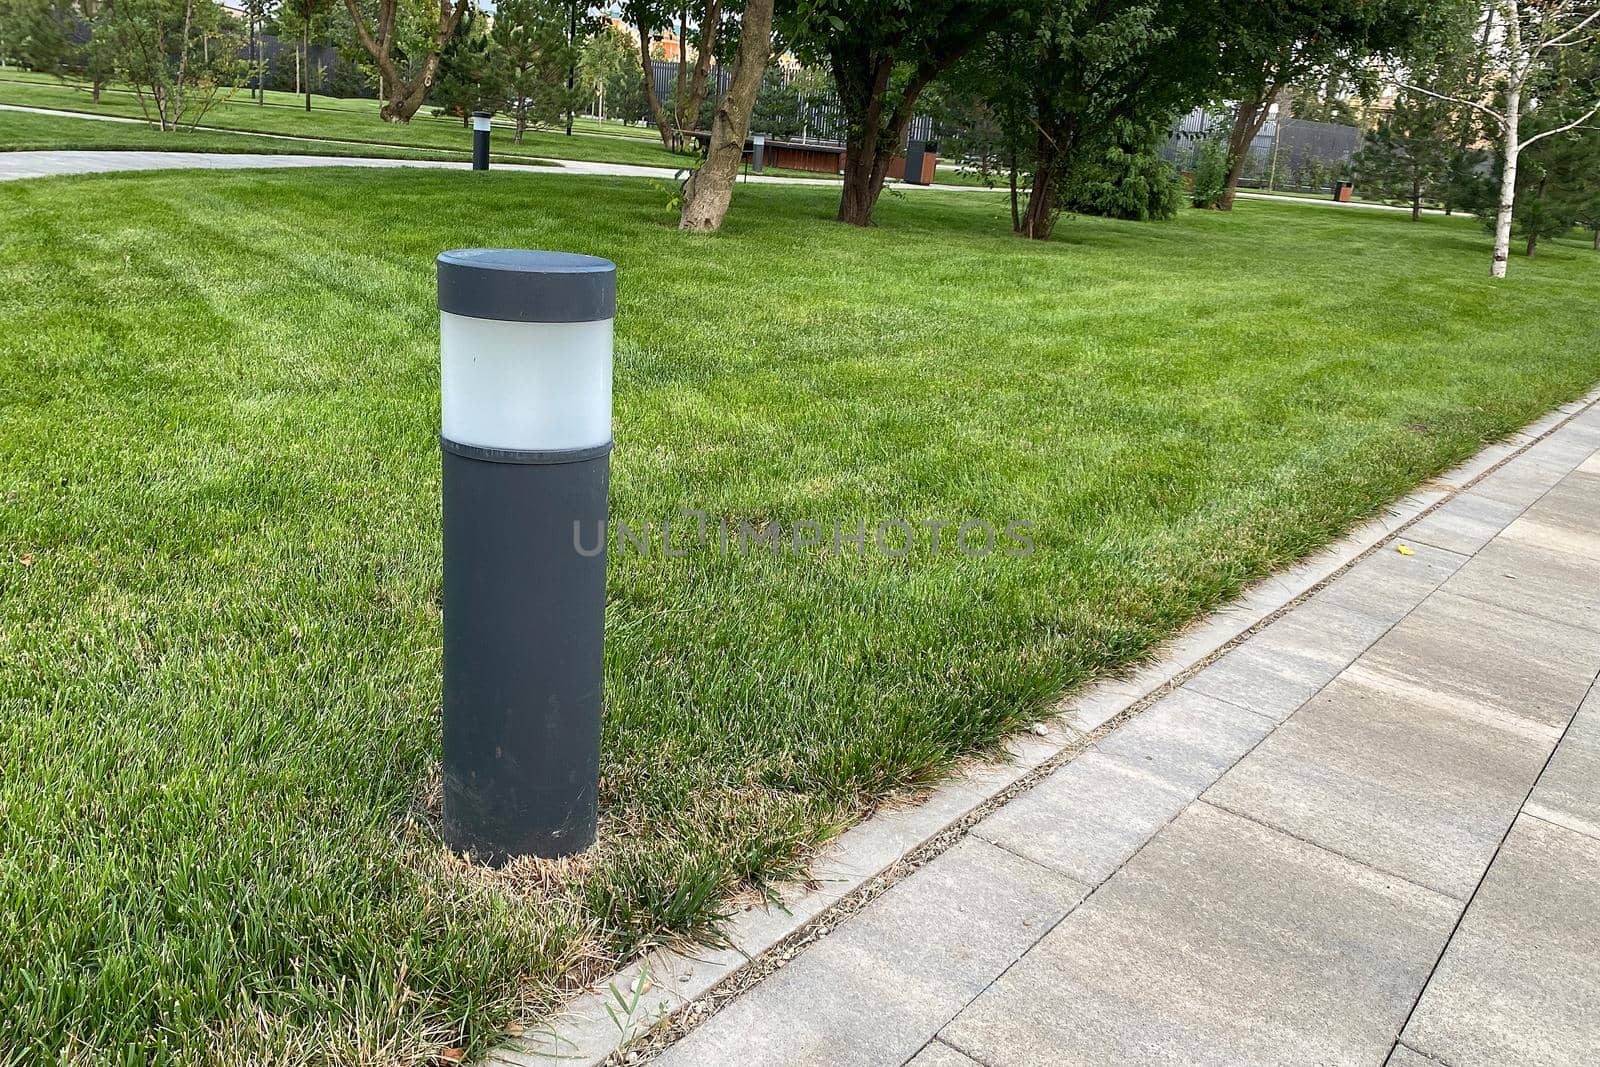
[437, 249, 616, 864]
[472, 111, 492, 171]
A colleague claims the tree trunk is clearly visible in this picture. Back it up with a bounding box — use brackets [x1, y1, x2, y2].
[1008, 153, 1020, 232]
[1216, 87, 1278, 212]
[1020, 132, 1060, 239]
[565, 4, 577, 135]
[1592, 228, 1599, 250]
[303, 23, 312, 111]
[1525, 174, 1546, 257]
[1490, 86, 1519, 279]
[677, 0, 721, 141]
[515, 91, 527, 144]
[838, 136, 879, 225]
[638, 21, 673, 147]
[346, 0, 467, 124]
[674, 4, 687, 137]
[171, 0, 194, 131]
[679, 0, 773, 233]
[1411, 175, 1421, 221]
[832, 55, 928, 226]
[381, 76, 433, 123]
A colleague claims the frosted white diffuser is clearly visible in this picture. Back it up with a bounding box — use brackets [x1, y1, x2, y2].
[440, 314, 613, 452]
[436, 249, 616, 454]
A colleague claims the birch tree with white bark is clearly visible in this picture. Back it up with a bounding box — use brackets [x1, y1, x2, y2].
[1400, 0, 1600, 277]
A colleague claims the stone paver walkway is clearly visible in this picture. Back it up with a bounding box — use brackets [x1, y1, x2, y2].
[653, 401, 1600, 1067]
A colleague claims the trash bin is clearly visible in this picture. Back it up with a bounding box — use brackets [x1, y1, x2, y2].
[902, 140, 938, 186]
[1332, 180, 1354, 203]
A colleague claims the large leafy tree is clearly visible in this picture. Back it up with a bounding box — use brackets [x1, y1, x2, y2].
[1398, 1, 1600, 276]
[280, 0, 334, 109]
[342, 0, 470, 122]
[1476, 47, 1600, 257]
[493, 0, 576, 143]
[618, 0, 677, 146]
[0, 0, 70, 72]
[786, 0, 1005, 226]
[1351, 91, 1456, 219]
[1013, 0, 1226, 239]
[432, 3, 501, 124]
[580, 21, 651, 122]
[1211, 0, 1423, 211]
[99, 0, 243, 130]
[680, 0, 776, 232]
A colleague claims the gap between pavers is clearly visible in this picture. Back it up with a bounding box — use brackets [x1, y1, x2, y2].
[485, 383, 1600, 1067]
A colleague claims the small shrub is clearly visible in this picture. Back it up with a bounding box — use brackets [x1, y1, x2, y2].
[1189, 138, 1229, 208]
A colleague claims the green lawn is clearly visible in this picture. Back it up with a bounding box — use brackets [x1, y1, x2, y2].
[0, 70, 689, 168]
[3, 168, 1598, 1064]
[0, 107, 523, 162]
[0, 71, 950, 187]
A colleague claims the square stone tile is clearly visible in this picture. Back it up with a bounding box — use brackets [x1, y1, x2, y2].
[1204, 671, 1556, 900]
[656, 838, 1085, 1067]
[974, 749, 1191, 885]
[1403, 816, 1600, 1066]
[1524, 690, 1600, 839]
[1403, 493, 1525, 556]
[905, 1041, 982, 1067]
[1095, 687, 1276, 792]
[1443, 538, 1600, 634]
[1186, 597, 1392, 721]
[1317, 540, 1467, 625]
[1352, 591, 1599, 731]
[1386, 1045, 1447, 1067]
[1500, 470, 1600, 562]
[1519, 428, 1600, 469]
[1466, 454, 1570, 508]
[941, 803, 1458, 1067]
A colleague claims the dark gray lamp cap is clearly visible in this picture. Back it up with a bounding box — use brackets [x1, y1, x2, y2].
[437, 249, 617, 323]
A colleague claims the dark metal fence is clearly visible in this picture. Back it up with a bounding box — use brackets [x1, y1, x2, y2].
[1162, 107, 1361, 193]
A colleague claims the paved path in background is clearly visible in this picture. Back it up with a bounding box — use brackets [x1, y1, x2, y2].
[1, 103, 1454, 214]
[1236, 188, 1451, 215]
[0, 145, 930, 189]
[653, 403, 1600, 1067]
[0, 132, 1448, 213]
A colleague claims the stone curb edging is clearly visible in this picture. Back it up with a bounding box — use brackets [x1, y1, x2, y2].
[486, 385, 1600, 1067]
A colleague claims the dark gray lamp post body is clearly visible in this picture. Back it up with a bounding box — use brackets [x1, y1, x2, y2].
[472, 111, 492, 171]
[437, 249, 616, 864]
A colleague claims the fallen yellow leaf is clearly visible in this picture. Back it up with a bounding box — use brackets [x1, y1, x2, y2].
[1396, 544, 1414, 556]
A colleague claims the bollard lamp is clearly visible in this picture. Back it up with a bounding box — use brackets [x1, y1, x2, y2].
[437, 248, 616, 864]
[471, 111, 492, 171]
